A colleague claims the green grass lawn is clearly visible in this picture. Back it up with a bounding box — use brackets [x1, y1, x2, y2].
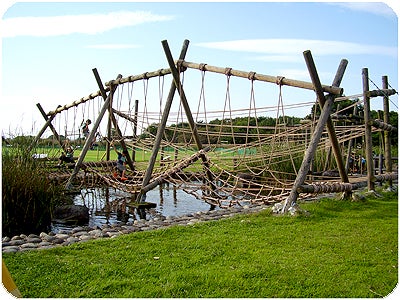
[3, 190, 398, 298]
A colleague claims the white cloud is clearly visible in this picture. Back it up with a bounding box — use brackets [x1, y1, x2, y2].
[329, 2, 397, 18]
[1, 10, 174, 38]
[252, 55, 303, 63]
[85, 44, 141, 50]
[196, 39, 397, 57]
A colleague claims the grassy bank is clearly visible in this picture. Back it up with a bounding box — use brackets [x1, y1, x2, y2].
[3, 190, 398, 298]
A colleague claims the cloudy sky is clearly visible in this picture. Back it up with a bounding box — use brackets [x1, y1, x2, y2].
[1, 1, 398, 137]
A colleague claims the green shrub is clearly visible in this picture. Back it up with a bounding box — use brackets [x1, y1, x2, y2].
[2, 141, 63, 236]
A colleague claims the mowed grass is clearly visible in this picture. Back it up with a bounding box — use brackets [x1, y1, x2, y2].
[3, 190, 398, 298]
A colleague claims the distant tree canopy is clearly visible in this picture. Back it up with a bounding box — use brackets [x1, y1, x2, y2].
[140, 115, 303, 144]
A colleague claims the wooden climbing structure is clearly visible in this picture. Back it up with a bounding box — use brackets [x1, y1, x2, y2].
[30, 39, 398, 212]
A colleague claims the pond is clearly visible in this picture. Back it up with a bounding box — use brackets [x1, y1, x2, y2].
[51, 183, 218, 232]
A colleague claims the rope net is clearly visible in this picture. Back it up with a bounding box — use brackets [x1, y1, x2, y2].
[42, 64, 382, 207]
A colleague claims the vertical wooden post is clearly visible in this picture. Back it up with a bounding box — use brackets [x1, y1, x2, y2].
[362, 68, 375, 191]
[132, 99, 139, 163]
[281, 53, 348, 213]
[106, 115, 112, 161]
[137, 39, 190, 202]
[382, 75, 393, 188]
[65, 72, 122, 189]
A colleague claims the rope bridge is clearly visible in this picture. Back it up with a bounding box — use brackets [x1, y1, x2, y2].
[33, 40, 397, 211]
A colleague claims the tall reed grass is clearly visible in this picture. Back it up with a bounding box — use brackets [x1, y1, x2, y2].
[2, 140, 63, 236]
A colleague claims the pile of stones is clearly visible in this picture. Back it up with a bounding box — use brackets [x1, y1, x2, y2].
[2, 204, 271, 253]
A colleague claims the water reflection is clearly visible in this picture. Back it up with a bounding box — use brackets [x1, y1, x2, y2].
[52, 183, 216, 231]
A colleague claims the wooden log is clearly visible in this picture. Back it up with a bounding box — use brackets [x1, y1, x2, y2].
[161, 39, 216, 193]
[382, 76, 393, 188]
[362, 68, 375, 191]
[303, 52, 349, 186]
[47, 90, 106, 116]
[368, 88, 397, 98]
[141, 147, 210, 194]
[297, 173, 397, 193]
[36, 103, 64, 149]
[137, 39, 191, 203]
[180, 60, 343, 95]
[281, 53, 348, 213]
[369, 119, 397, 132]
[105, 68, 173, 87]
[65, 72, 122, 189]
[28, 105, 61, 151]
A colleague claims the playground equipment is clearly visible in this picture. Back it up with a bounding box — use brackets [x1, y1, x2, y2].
[30, 39, 398, 213]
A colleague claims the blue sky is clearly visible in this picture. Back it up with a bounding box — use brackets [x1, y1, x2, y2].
[1, 1, 398, 137]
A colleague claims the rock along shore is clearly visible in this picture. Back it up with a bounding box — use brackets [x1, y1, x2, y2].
[2, 204, 271, 253]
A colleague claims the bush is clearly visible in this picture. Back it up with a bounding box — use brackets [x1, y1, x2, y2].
[2, 141, 63, 236]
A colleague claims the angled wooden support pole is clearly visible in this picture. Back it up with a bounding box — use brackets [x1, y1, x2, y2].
[304, 51, 349, 185]
[28, 105, 61, 151]
[65, 71, 122, 189]
[93, 69, 135, 171]
[136, 39, 190, 203]
[281, 52, 348, 213]
[36, 103, 63, 149]
[161, 39, 216, 192]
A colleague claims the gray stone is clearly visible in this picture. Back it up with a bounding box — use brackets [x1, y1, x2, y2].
[66, 237, 80, 243]
[55, 233, 70, 240]
[26, 237, 42, 243]
[52, 238, 65, 244]
[9, 240, 25, 246]
[20, 243, 38, 249]
[53, 204, 89, 225]
[72, 231, 90, 237]
[79, 235, 93, 241]
[42, 235, 56, 242]
[38, 241, 52, 247]
[2, 246, 19, 253]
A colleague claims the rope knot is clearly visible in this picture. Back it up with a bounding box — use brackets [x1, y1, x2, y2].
[177, 59, 187, 72]
[248, 71, 256, 81]
[199, 63, 207, 71]
[276, 76, 285, 86]
[225, 67, 232, 76]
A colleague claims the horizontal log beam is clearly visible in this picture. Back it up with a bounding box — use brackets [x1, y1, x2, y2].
[105, 68, 172, 86]
[180, 60, 343, 95]
[367, 89, 397, 98]
[47, 57, 345, 116]
[47, 90, 108, 116]
[369, 119, 398, 132]
[297, 173, 398, 193]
